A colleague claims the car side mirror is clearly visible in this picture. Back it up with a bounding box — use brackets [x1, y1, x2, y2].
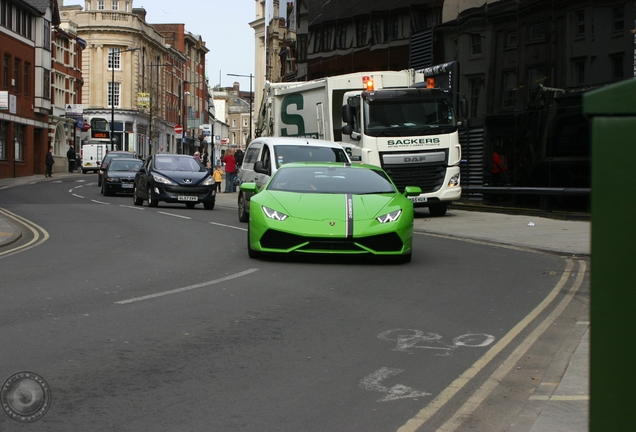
[240, 182, 259, 194]
[254, 160, 269, 175]
[403, 186, 423, 197]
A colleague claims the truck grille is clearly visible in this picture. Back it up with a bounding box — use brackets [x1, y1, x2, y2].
[383, 164, 446, 193]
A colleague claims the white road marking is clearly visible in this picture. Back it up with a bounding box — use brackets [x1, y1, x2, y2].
[359, 367, 431, 402]
[158, 212, 191, 219]
[120, 205, 144, 210]
[114, 268, 260, 304]
[75, 179, 86, 182]
[91, 199, 110, 205]
[399, 259, 587, 432]
[72, 194, 84, 198]
[209, 221, 247, 231]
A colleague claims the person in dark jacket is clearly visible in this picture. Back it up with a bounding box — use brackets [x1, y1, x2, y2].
[66, 145, 76, 172]
[45, 146, 55, 177]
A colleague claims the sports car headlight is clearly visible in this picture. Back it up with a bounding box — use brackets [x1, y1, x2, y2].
[201, 176, 215, 186]
[152, 173, 175, 185]
[262, 206, 288, 221]
[376, 209, 402, 224]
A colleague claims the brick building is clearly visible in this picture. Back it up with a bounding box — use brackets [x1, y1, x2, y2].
[0, 0, 59, 178]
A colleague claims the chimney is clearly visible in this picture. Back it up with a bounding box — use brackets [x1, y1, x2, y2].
[233, 82, 240, 92]
[132, 7, 147, 22]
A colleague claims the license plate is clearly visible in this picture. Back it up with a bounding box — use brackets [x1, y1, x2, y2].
[178, 195, 198, 201]
[85, 163, 92, 166]
[409, 196, 428, 203]
[121, 184, 133, 188]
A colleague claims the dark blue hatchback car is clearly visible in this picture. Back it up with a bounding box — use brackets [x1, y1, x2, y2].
[133, 154, 216, 209]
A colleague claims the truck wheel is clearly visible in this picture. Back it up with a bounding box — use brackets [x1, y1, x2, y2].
[429, 203, 448, 217]
[238, 193, 249, 222]
[147, 186, 158, 207]
[133, 186, 143, 206]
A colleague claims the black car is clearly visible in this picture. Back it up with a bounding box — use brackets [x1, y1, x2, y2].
[101, 158, 143, 196]
[98, 151, 136, 186]
[133, 154, 216, 209]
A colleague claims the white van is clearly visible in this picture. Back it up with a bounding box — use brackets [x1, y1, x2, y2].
[81, 142, 117, 174]
[236, 137, 351, 222]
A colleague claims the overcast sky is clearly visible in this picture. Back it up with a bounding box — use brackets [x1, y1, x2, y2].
[142, 1, 257, 91]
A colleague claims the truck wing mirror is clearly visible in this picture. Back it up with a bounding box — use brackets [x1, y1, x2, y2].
[459, 99, 467, 118]
[342, 104, 352, 123]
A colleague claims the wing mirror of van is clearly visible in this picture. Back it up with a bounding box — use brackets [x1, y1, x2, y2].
[254, 161, 270, 175]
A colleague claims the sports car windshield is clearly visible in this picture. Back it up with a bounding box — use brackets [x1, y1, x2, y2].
[268, 166, 396, 194]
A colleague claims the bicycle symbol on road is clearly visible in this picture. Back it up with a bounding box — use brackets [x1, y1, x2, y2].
[378, 329, 495, 355]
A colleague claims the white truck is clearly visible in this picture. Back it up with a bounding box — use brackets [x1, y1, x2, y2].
[256, 64, 465, 216]
[81, 141, 117, 174]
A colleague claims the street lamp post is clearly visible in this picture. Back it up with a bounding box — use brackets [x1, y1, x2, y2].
[227, 73, 253, 145]
[109, 47, 138, 150]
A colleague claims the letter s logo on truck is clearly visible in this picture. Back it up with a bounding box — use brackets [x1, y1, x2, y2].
[281, 94, 306, 137]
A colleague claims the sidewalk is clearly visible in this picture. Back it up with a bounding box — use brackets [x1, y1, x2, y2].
[0, 173, 590, 431]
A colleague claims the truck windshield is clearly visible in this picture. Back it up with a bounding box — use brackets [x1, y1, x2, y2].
[364, 96, 456, 137]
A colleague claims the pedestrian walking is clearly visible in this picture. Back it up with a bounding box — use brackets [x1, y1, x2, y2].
[66, 145, 76, 172]
[45, 146, 55, 177]
[491, 145, 508, 186]
[222, 149, 237, 193]
[213, 164, 223, 193]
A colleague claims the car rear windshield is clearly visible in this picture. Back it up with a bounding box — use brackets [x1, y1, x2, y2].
[268, 166, 396, 194]
[109, 160, 142, 171]
[274, 145, 349, 168]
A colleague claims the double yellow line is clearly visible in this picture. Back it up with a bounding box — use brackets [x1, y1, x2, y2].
[0, 207, 49, 259]
[398, 258, 587, 431]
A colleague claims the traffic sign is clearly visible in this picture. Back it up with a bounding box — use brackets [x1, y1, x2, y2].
[174, 124, 183, 134]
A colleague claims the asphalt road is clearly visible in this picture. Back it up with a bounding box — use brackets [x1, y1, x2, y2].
[0, 176, 585, 431]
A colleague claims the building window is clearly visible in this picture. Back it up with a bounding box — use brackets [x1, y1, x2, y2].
[297, 34, 307, 62]
[98, 1, 105, 10]
[108, 48, 121, 70]
[527, 65, 546, 103]
[336, 24, 347, 50]
[529, 21, 546, 41]
[43, 20, 50, 51]
[0, 122, 6, 160]
[322, 26, 332, 51]
[470, 34, 482, 55]
[613, 7, 624, 33]
[43, 68, 50, 99]
[13, 58, 20, 93]
[575, 10, 585, 36]
[505, 30, 517, 48]
[232, 119, 236, 127]
[371, 17, 383, 44]
[356, 19, 368, 47]
[502, 70, 517, 109]
[573, 59, 585, 85]
[23, 62, 29, 95]
[108, 82, 120, 107]
[14, 125, 24, 162]
[112, 1, 119, 11]
[611, 54, 624, 80]
[469, 77, 483, 118]
[385, 16, 399, 41]
[3, 55, 9, 89]
[313, 29, 322, 53]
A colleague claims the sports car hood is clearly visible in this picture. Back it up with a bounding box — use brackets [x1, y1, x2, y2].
[157, 170, 209, 185]
[270, 192, 397, 220]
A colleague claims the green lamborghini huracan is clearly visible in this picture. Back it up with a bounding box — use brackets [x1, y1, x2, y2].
[240, 162, 422, 263]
